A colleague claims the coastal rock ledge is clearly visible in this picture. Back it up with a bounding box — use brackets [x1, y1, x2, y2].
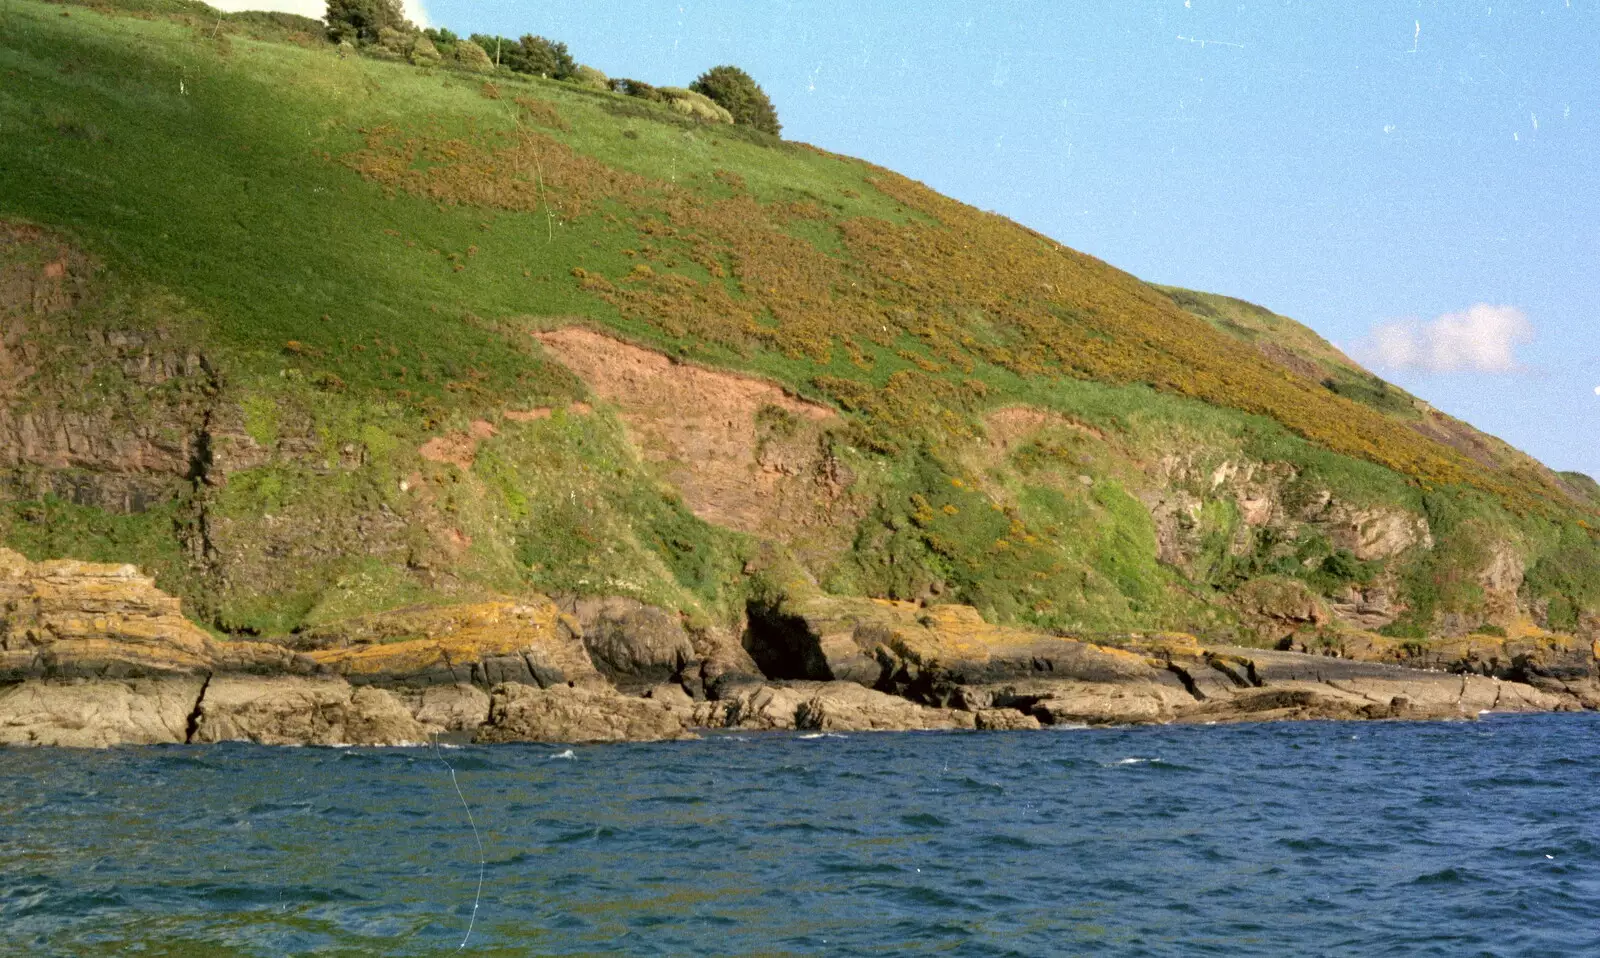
[0, 549, 1590, 747]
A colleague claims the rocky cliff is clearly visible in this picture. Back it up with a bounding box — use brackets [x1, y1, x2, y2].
[2, 548, 1589, 747]
[5, 0, 1600, 748]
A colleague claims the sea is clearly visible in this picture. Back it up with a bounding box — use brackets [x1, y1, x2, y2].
[3, 713, 1598, 956]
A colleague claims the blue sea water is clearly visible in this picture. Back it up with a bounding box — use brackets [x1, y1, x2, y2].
[3, 714, 1599, 957]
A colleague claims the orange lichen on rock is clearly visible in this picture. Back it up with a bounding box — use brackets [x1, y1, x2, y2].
[0, 548, 308, 680]
[303, 599, 602, 687]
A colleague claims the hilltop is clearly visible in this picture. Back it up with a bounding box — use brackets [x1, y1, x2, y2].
[2, 0, 1598, 744]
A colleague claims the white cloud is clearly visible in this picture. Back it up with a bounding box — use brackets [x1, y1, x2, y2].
[206, 0, 431, 28]
[1361, 304, 1533, 374]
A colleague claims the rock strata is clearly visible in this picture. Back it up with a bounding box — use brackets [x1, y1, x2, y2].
[0, 549, 1594, 747]
[0, 677, 203, 747]
[190, 677, 427, 746]
[474, 683, 689, 743]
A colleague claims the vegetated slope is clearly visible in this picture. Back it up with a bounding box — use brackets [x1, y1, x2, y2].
[3, 0, 1599, 659]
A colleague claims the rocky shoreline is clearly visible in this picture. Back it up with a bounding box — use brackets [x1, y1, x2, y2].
[1, 548, 1593, 747]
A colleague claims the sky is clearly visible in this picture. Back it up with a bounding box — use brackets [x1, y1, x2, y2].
[220, 0, 1599, 477]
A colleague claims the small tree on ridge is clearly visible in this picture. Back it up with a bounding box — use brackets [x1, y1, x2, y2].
[690, 65, 780, 136]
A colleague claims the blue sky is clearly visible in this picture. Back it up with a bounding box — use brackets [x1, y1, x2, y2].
[227, 0, 1600, 476]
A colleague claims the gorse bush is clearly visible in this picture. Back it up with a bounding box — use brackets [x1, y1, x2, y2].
[452, 38, 494, 73]
[611, 77, 664, 101]
[659, 87, 733, 124]
[691, 65, 780, 136]
[408, 32, 440, 66]
[572, 64, 609, 91]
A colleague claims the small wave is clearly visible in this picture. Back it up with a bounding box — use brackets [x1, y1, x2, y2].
[1411, 866, 1481, 885]
[979, 833, 1043, 851]
[952, 775, 1005, 794]
[550, 749, 576, 760]
[1278, 836, 1342, 852]
[798, 733, 848, 740]
[553, 825, 618, 844]
[1107, 757, 1158, 766]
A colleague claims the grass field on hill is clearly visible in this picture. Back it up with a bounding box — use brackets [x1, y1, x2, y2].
[3, 0, 1598, 644]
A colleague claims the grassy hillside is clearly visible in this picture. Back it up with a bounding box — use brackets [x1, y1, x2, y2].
[3, 0, 1598, 648]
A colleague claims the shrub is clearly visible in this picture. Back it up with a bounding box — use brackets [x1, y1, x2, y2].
[571, 64, 609, 91]
[324, 0, 408, 45]
[690, 65, 780, 136]
[659, 87, 732, 124]
[408, 32, 440, 66]
[372, 24, 409, 58]
[610, 77, 663, 101]
[453, 39, 494, 74]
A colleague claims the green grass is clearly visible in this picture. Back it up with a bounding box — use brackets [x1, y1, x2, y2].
[4, 0, 1600, 643]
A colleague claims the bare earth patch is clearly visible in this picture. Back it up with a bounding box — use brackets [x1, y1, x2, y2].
[533, 326, 848, 539]
[417, 419, 499, 470]
[983, 406, 1106, 454]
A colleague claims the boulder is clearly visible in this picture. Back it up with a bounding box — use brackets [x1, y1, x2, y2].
[560, 596, 696, 691]
[794, 682, 973, 732]
[718, 681, 973, 732]
[692, 624, 763, 699]
[719, 683, 809, 730]
[399, 683, 493, 733]
[190, 676, 427, 746]
[643, 682, 695, 710]
[974, 708, 1041, 731]
[0, 677, 203, 747]
[1012, 680, 1194, 726]
[474, 683, 689, 744]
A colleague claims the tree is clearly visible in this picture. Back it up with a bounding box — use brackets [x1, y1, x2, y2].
[512, 34, 576, 79]
[467, 33, 509, 67]
[465, 33, 575, 79]
[690, 65, 780, 136]
[324, 0, 409, 45]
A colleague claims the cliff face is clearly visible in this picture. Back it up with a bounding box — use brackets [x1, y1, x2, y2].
[2, 548, 1591, 747]
[5, 214, 1599, 702]
[4, 0, 1600, 740]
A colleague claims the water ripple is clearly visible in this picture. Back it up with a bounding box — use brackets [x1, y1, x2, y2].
[2, 713, 1599, 954]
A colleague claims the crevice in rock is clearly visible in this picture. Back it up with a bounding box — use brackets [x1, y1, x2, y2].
[520, 651, 547, 688]
[1322, 677, 1384, 706]
[180, 356, 226, 630]
[1205, 655, 1252, 689]
[742, 600, 833, 681]
[1166, 662, 1206, 701]
[184, 671, 213, 744]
